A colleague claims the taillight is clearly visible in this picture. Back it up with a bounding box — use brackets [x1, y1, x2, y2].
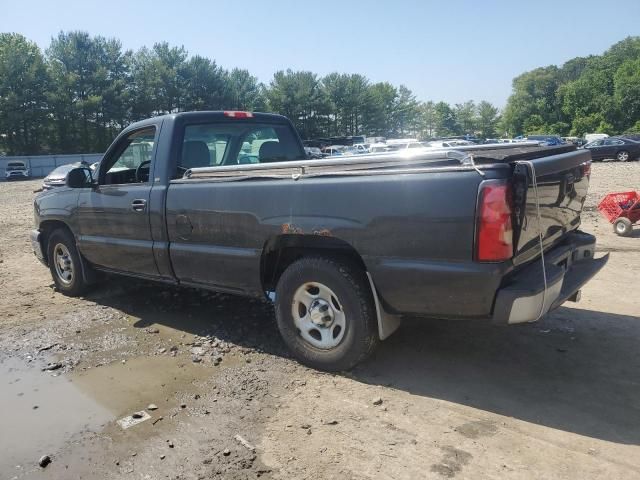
[476, 182, 513, 262]
[223, 110, 254, 118]
[582, 161, 591, 177]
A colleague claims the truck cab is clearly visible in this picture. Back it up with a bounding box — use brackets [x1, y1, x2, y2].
[30, 111, 607, 372]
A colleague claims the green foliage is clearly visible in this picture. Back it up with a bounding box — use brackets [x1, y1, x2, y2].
[624, 120, 640, 134]
[434, 102, 459, 136]
[0, 30, 505, 154]
[476, 101, 500, 138]
[0, 33, 49, 154]
[3, 32, 640, 155]
[504, 36, 640, 137]
[614, 58, 640, 129]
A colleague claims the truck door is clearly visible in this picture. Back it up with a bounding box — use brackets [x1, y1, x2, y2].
[76, 127, 159, 277]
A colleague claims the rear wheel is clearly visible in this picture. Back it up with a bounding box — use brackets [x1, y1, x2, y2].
[47, 228, 89, 296]
[616, 150, 630, 162]
[613, 217, 633, 237]
[275, 256, 379, 371]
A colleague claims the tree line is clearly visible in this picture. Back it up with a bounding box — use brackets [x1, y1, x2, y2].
[0, 31, 501, 155]
[502, 36, 640, 137]
[1, 32, 639, 156]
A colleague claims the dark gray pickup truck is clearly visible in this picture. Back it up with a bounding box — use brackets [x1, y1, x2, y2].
[31, 111, 608, 370]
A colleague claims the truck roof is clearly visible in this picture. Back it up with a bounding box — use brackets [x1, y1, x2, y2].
[126, 111, 292, 131]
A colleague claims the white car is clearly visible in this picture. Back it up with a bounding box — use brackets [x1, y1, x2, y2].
[426, 140, 474, 148]
[4, 161, 30, 180]
[369, 143, 395, 153]
[352, 143, 370, 154]
[584, 133, 609, 143]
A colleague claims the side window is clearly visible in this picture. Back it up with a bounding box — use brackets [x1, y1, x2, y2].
[103, 128, 156, 185]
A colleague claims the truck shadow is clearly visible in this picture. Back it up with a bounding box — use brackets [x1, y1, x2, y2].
[86, 278, 640, 445]
[354, 307, 640, 446]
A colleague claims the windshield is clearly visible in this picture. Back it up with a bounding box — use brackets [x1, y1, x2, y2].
[6, 163, 27, 171]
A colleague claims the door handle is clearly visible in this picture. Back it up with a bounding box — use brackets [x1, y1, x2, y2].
[131, 199, 147, 212]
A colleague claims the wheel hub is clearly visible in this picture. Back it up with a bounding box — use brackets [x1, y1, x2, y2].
[291, 281, 346, 350]
[309, 299, 334, 327]
[53, 243, 74, 285]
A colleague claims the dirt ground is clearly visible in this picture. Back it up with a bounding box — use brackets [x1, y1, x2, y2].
[1, 161, 639, 480]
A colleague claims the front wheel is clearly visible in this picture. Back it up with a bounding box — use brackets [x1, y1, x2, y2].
[275, 256, 379, 371]
[613, 217, 633, 237]
[47, 228, 89, 296]
[616, 150, 630, 162]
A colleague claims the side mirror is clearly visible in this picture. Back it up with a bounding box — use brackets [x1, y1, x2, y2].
[66, 167, 94, 188]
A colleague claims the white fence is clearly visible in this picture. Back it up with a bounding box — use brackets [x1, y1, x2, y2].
[0, 153, 103, 179]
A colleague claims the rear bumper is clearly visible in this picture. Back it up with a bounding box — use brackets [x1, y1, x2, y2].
[492, 231, 608, 324]
[30, 230, 46, 265]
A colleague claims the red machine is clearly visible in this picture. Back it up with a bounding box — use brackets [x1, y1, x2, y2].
[597, 191, 640, 236]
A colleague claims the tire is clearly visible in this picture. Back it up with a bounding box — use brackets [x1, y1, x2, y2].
[613, 218, 633, 237]
[616, 150, 630, 162]
[275, 256, 379, 371]
[47, 228, 89, 296]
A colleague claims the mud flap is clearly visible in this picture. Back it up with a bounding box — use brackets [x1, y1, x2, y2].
[366, 272, 402, 340]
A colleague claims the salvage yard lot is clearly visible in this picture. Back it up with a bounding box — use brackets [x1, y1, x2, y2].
[0, 162, 639, 480]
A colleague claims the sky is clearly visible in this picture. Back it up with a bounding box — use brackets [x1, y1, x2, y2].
[1, 0, 639, 107]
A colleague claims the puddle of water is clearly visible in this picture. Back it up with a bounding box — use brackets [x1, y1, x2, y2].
[0, 356, 113, 474]
[1, 349, 231, 477]
[71, 355, 214, 417]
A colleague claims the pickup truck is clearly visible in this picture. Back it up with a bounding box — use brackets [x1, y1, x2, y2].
[31, 111, 608, 371]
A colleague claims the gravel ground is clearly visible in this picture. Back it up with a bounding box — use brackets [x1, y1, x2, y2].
[0, 160, 639, 480]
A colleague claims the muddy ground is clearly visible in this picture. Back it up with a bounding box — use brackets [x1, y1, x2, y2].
[1, 161, 639, 480]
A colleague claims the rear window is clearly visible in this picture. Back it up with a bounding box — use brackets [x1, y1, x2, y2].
[177, 122, 303, 177]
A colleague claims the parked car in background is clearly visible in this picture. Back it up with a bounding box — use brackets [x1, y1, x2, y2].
[42, 164, 78, 190]
[304, 147, 324, 159]
[620, 133, 640, 142]
[369, 142, 394, 153]
[42, 161, 96, 190]
[4, 160, 30, 180]
[562, 136, 585, 146]
[426, 139, 475, 148]
[352, 143, 370, 154]
[584, 133, 609, 143]
[582, 137, 640, 162]
[526, 135, 566, 146]
[386, 138, 418, 146]
[321, 146, 344, 156]
[385, 141, 427, 151]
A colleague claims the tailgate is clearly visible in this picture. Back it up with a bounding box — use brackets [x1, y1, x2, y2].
[510, 149, 592, 266]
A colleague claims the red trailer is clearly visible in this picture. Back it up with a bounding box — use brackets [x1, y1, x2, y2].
[597, 191, 640, 236]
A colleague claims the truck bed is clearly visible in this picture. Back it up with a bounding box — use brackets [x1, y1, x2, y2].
[183, 143, 578, 181]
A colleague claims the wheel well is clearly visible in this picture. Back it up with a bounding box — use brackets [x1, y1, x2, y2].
[38, 220, 73, 264]
[260, 234, 368, 292]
